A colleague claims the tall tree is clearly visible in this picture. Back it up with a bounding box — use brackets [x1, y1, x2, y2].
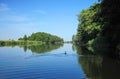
[76, 3, 101, 44]
[100, 0, 120, 53]
[23, 35, 27, 41]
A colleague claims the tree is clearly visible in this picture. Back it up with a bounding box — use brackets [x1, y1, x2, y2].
[18, 32, 63, 44]
[76, 3, 101, 44]
[23, 35, 27, 41]
[75, 0, 120, 57]
[99, 0, 120, 54]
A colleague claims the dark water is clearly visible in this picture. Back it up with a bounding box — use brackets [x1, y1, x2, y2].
[0, 44, 120, 79]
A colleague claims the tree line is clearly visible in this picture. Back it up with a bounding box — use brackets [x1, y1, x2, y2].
[73, 0, 120, 57]
[0, 32, 63, 46]
[18, 32, 64, 44]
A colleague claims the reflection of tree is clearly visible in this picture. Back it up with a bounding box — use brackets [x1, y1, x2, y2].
[22, 44, 63, 53]
[74, 44, 120, 79]
[23, 45, 27, 52]
[78, 56, 103, 79]
[78, 55, 120, 79]
[72, 45, 76, 51]
[73, 44, 94, 55]
[102, 57, 120, 79]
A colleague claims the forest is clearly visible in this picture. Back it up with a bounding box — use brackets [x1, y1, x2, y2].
[73, 0, 120, 58]
[19, 32, 63, 44]
[0, 32, 63, 46]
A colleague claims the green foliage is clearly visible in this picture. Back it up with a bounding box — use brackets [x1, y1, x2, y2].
[91, 36, 109, 54]
[23, 35, 27, 41]
[75, 0, 120, 57]
[100, 0, 120, 52]
[0, 40, 17, 47]
[76, 3, 101, 44]
[0, 40, 44, 47]
[19, 32, 64, 44]
[72, 35, 78, 43]
[0, 32, 63, 47]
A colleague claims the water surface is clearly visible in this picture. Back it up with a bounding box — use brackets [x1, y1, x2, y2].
[0, 44, 86, 79]
[0, 44, 120, 79]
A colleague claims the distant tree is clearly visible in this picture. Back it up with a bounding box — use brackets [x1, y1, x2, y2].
[18, 38, 23, 40]
[23, 35, 27, 41]
[18, 32, 63, 44]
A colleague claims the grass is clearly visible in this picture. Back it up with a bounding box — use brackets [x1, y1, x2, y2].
[0, 40, 45, 46]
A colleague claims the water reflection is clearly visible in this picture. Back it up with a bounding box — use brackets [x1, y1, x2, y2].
[21, 44, 63, 53]
[1, 43, 120, 79]
[0, 44, 63, 54]
[0, 44, 86, 79]
[74, 44, 120, 79]
[73, 44, 94, 55]
[78, 55, 120, 79]
[78, 55, 102, 79]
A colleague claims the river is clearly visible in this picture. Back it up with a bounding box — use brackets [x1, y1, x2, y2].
[0, 44, 120, 79]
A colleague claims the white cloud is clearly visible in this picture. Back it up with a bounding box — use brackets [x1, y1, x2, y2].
[0, 3, 28, 22]
[0, 3, 10, 11]
[10, 15, 28, 22]
[0, 15, 28, 22]
[34, 10, 47, 15]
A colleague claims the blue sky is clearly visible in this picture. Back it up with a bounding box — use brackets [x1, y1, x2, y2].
[0, 0, 98, 41]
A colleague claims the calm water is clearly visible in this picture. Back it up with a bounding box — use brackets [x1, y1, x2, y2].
[0, 44, 120, 79]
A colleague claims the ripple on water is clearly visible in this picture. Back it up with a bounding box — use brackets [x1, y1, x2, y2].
[0, 44, 86, 79]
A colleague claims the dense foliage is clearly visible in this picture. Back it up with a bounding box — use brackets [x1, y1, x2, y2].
[0, 40, 43, 46]
[75, 3, 101, 44]
[100, 0, 120, 53]
[19, 32, 63, 44]
[74, 0, 120, 57]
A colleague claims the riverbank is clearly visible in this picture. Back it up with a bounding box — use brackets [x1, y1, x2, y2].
[0, 40, 44, 46]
